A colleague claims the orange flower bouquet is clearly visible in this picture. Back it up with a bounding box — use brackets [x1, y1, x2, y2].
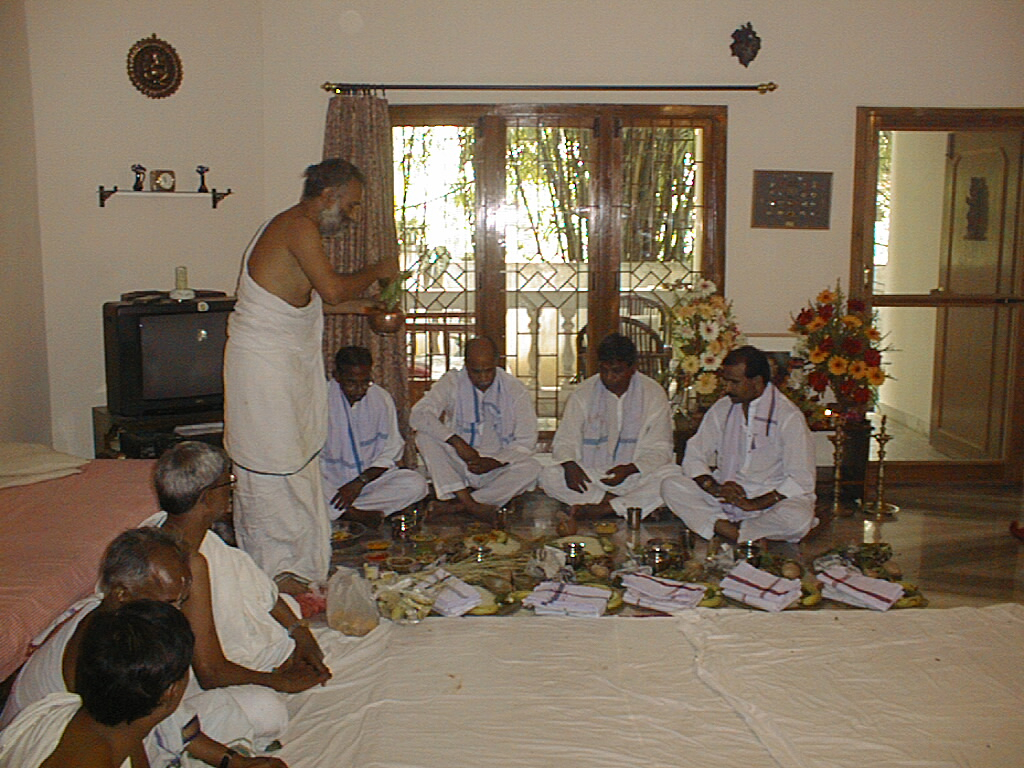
[788, 281, 887, 423]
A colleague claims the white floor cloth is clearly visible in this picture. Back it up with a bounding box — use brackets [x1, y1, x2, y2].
[280, 605, 1024, 768]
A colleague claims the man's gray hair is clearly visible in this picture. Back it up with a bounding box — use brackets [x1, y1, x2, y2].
[99, 527, 189, 594]
[154, 441, 230, 516]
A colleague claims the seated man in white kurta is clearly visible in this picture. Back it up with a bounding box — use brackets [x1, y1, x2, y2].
[411, 337, 541, 524]
[661, 345, 817, 543]
[0, 601, 194, 768]
[321, 346, 428, 529]
[541, 332, 680, 520]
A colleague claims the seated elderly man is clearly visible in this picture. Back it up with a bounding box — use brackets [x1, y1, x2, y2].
[661, 345, 817, 543]
[147, 442, 331, 734]
[0, 529, 283, 768]
[0, 600, 194, 768]
[321, 345, 428, 528]
[540, 332, 680, 520]
[411, 336, 541, 523]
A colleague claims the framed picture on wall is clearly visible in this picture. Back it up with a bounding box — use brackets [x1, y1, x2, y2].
[751, 170, 832, 229]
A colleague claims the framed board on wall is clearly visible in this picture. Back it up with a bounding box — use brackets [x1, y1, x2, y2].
[751, 170, 832, 229]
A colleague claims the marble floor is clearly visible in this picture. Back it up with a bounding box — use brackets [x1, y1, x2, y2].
[506, 481, 1024, 609]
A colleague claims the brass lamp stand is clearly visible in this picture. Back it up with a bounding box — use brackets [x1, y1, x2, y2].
[826, 409, 853, 517]
[862, 414, 899, 519]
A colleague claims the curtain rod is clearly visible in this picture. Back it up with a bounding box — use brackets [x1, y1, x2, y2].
[322, 81, 777, 94]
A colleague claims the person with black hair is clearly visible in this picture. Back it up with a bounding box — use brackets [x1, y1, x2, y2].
[0, 600, 193, 768]
[662, 345, 817, 543]
[321, 345, 428, 528]
[1, 528, 289, 768]
[224, 158, 400, 593]
[541, 332, 679, 520]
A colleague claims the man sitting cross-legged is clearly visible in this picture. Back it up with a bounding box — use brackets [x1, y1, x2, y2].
[661, 345, 817, 543]
[540, 332, 680, 520]
[0, 529, 284, 768]
[0, 600, 194, 768]
[146, 441, 331, 742]
[411, 336, 542, 525]
[321, 345, 428, 529]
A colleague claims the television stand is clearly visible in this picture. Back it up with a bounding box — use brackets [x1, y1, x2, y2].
[92, 407, 224, 459]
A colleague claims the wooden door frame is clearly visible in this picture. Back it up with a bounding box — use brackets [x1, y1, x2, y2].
[851, 107, 1024, 484]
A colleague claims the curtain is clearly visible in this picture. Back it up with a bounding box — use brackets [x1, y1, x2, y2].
[321, 89, 410, 449]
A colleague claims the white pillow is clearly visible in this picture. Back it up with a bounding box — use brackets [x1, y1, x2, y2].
[0, 442, 90, 489]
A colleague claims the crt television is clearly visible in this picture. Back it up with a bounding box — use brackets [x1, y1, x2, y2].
[103, 294, 235, 417]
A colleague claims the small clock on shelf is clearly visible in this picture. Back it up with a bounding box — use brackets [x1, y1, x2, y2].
[150, 170, 176, 192]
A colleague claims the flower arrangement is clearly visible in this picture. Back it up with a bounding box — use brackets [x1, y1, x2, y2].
[665, 278, 745, 410]
[787, 281, 887, 423]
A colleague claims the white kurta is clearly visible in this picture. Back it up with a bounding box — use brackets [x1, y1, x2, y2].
[541, 372, 678, 516]
[410, 368, 541, 506]
[321, 382, 427, 517]
[661, 383, 816, 542]
[0, 693, 124, 768]
[224, 222, 330, 582]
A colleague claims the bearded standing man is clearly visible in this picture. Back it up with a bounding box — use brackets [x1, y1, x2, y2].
[224, 159, 399, 593]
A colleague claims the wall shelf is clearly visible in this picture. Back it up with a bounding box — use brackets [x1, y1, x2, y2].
[97, 186, 233, 209]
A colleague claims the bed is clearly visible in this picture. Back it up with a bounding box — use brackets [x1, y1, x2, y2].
[283, 605, 1024, 768]
[0, 445, 158, 681]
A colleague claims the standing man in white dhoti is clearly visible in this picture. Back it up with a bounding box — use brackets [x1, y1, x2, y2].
[224, 158, 399, 592]
[322, 346, 428, 528]
[661, 345, 817, 543]
[541, 332, 680, 519]
[0, 601, 194, 768]
[411, 337, 541, 524]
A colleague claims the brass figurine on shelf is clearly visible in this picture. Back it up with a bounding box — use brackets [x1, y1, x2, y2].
[862, 415, 899, 519]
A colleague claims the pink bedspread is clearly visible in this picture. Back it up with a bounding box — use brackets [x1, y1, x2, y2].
[0, 459, 158, 681]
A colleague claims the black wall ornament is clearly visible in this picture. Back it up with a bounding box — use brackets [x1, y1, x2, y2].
[730, 22, 761, 68]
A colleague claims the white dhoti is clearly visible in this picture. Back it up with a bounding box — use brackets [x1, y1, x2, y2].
[330, 467, 427, 520]
[224, 222, 330, 583]
[0, 693, 116, 768]
[540, 463, 681, 517]
[661, 474, 815, 542]
[232, 463, 329, 584]
[416, 433, 541, 507]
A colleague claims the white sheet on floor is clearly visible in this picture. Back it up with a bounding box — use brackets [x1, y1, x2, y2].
[282, 605, 1024, 768]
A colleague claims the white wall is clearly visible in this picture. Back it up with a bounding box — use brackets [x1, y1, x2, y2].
[0, 0, 50, 443]
[9, 0, 1024, 457]
[877, 132, 946, 432]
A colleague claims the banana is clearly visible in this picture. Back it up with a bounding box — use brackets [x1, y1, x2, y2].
[800, 593, 822, 607]
[699, 594, 725, 608]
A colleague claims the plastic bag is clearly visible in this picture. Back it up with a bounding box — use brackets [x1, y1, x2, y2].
[326, 567, 379, 636]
